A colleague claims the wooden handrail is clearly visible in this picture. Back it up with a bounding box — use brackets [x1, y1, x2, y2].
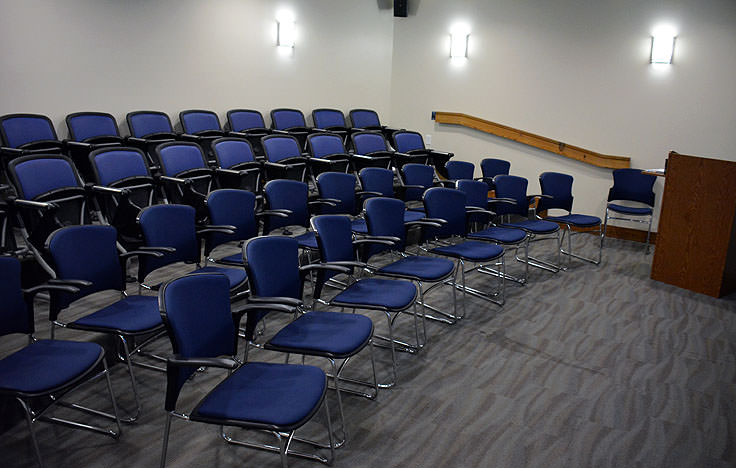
[432, 111, 631, 169]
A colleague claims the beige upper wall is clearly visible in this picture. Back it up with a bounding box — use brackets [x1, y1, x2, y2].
[389, 0, 736, 226]
[0, 0, 394, 132]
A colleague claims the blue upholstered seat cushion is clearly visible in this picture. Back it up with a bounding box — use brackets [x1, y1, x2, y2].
[196, 266, 247, 288]
[331, 278, 416, 310]
[377, 256, 454, 281]
[607, 203, 653, 216]
[502, 219, 560, 234]
[545, 213, 601, 227]
[72, 295, 162, 333]
[403, 210, 425, 223]
[468, 226, 527, 244]
[267, 311, 373, 356]
[192, 362, 325, 427]
[430, 241, 504, 262]
[351, 218, 368, 234]
[295, 231, 318, 249]
[218, 253, 244, 265]
[0, 340, 103, 394]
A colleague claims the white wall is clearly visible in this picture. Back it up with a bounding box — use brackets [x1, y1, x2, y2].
[389, 0, 736, 228]
[0, 0, 394, 133]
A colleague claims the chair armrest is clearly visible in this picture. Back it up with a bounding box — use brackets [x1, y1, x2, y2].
[466, 206, 495, 216]
[159, 175, 190, 185]
[528, 194, 553, 200]
[421, 217, 448, 225]
[435, 180, 455, 187]
[299, 263, 352, 275]
[264, 161, 288, 169]
[167, 355, 239, 370]
[120, 249, 166, 260]
[350, 153, 374, 161]
[92, 185, 128, 195]
[11, 198, 57, 211]
[24, 280, 89, 298]
[401, 184, 426, 190]
[308, 199, 338, 207]
[196, 225, 236, 235]
[405, 220, 442, 228]
[179, 133, 202, 141]
[429, 150, 453, 157]
[138, 246, 177, 254]
[487, 198, 516, 205]
[255, 210, 290, 219]
[319, 260, 370, 269]
[247, 296, 304, 307]
[356, 190, 382, 197]
[234, 302, 299, 315]
[0, 146, 23, 156]
[65, 140, 92, 149]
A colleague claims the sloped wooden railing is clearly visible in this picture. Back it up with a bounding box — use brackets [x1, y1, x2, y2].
[432, 111, 630, 169]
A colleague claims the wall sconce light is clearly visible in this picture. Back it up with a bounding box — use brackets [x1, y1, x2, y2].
[650, 28, 676, 64]
[450, 30, 469, 58]
[277, 12, 295, 48]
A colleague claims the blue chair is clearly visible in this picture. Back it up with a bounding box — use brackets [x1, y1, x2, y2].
[603, 168, 657, 254]
[315, 172, 377, 234]
[154, 141, 214, 220]
[46, 224, 172, 422]
[306, 132, 352, 179]
[88, 147, 158, 250]
[270, 108, 316, 150]
[137, 204, 247, 295]
[178, 109, 226, 157]
[480, 158, 511, 191]
[261, 134, 309, 184]
[494, 175, 562, 278]
[349, 131, 395, 171]
[358, 167, 425, 223]
[158, 272, 334, 467]
[0, 113, 65, 164]
[539, 172, 603, 265]
[364, 197, 457, 330]
[65, 111, 124, 180]
[348, 108, 399, 141]
[0, 255, 121, 467]
[211, 137, 263, 195]
[401, 163, 454, 207]
[445, 160, 476, 182]
[392, 130, 454, 176]
[125, 110, 178, 168]
[422, 187, 507, 309]
[243, 235, 377, 446]
[225, 109, 270, 157]
[311, 108, 352, 144]
[311, 214, 419, 387]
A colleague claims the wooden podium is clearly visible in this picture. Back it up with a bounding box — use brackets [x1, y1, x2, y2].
[651, 152, 736, 297]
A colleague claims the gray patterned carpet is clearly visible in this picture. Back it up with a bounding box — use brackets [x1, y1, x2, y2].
[1, 234, 735, 468]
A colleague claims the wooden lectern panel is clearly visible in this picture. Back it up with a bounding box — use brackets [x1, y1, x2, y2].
[651, 152, 736, 297]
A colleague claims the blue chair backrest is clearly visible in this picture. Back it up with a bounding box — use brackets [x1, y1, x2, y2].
[402, 163, 434, 201]
[393, 131, 425, 153]
[364, 197, 407, 253]
[9, 155, 81, 200]
[312, 215, 355, 263]
[446, 160, 475, 180]
[227, 109, 266, 131]
[90, 148, 150, 186]
[308, 133, 346, 158]
[160, 273, 235, 395]
[0, 256, 33, 337]
[423, 187, 467, 238]
[138, 204, 200, 277]
[180, 110, 221, 134]
[349, 109, 381, 128]
[538, 172, 574, 212]
[312, 109, 346, 129]
[212, 138, 256, 169]
[66, 112, 119, 141]
[206, 189, 258, 252]
[493, 175, 529, 217]
[608, 168, 656, 206]
[352, 132, 388, 154]
[456, 179, 489, 210]
[0, 114, 58, 148]
[47, 225, 124, 318]
[271, 109, 306, 130]
[262, 135, 302, 162]
[480, 158, 511, 179]
[156, 142, 208, 176]
[127, 111, 174, 138]
[244, 236, 302, 299]
[263, 179, 309, 231]
[316, 172, 358, 215]
[359, 168, 394, 197]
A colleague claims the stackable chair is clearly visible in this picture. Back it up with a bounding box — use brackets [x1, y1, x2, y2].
[480, 158, 511, 191]
[154, 141, 214, 221]
[125, 111, 179, 168]
[6, 154, 94, 275]
[445, 160, 475, 182]
[348, 109, 399, 141]
[305, 132, 352, 179]
[158, 272, 335, 467]
[261, 134, 309, 184]
[358, 167, 425, 223]
[46, 224, 171, 422]
[0, 114, 65, 169]
[603, 168, 657, 254]
[0, 256, 121, 467]
[392, 130, 454, 176]
[88, 147, 159, 250]
[349, 131, 395, 172]
[243, 235, 378, 446]
[211, 137, 263, 195]
[311, 214, 419, 387]
[178, 109, 226, 157]
[225, 109, 271, 157]
[65, 112, 125, 180]
[494, 175, 562, 277]
[538, 172, 603, 265]
[136, 204, 248, 294]
[364, 197, 457, 329]
[315, 172, 377, 234]
[422, 187, 506, 308]
[270, 108, 318, 150]
[400, 163, 454, 214]
[311, 108, 351, 143]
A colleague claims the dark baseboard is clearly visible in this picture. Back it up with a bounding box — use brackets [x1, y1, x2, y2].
[570, 224, 657, 244]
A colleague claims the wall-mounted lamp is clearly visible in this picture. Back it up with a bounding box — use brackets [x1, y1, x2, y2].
[650, 28, 676, 64]
[450, 25, 470, 58]
[277, 12, 295, 48]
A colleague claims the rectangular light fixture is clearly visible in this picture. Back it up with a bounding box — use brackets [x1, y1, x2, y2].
[650, 34, 675, 64]
[450, 32, 468, 58]
[277, 19, 295, 48]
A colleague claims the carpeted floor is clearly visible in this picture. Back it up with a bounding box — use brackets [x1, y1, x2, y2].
[1, 234, 735, 468]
